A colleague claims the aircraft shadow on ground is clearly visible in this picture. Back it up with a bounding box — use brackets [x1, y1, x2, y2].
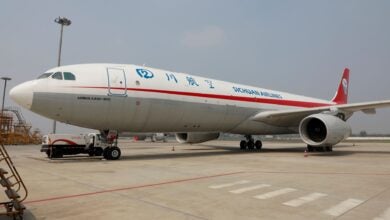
[206, 146, 358, 157]
[47, 146, 259, 163]
[45, 144, 390, 163]
[312, 150, 390, 157]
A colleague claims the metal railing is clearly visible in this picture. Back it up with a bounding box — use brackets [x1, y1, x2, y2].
[0, 142, 28, 218]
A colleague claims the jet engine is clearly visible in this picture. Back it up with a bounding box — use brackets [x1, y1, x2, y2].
[299, 114, 351, 146]
[175, 132, 220, 144]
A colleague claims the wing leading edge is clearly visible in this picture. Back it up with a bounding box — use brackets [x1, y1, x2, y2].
[251, 100, 390, 127]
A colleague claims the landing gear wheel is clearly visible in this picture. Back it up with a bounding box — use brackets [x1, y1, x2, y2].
[94, 147, 103, 156]
[255, 140, 262, 150]
[103, 147, 121, 160]
[109, 147, 121, 160]
[240, 140, 247, 150]
[247, 141, 255, 150]
[240, 135, 261, 151]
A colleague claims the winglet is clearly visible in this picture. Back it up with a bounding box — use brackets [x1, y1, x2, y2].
[331, 68, 350, 104]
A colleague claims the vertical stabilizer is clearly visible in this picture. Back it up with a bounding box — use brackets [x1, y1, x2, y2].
[331, 68, 350, 104]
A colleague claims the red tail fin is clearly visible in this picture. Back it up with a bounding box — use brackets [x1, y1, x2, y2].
[331, 68, 350, 104]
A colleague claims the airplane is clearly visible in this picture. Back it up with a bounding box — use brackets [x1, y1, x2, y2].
[9, 63, 390, 160]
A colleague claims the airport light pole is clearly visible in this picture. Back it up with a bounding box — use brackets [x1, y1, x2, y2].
[1, 77, 11, 115]
[53, 16, 71, 133]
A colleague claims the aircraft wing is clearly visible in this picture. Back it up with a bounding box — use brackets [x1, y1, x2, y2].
[251, 100, 390, 127]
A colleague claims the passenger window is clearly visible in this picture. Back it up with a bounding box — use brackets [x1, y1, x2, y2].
[52, 72, 63, 80]
[63, 72, 76, 80]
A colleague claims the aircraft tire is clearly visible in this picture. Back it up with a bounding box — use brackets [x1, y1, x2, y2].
[255, 140, 262, 150]
[247, 141, 255, 150]
[104, 147, 121, 160]
[109, 147, 121, 160]
[240, 140, 247, 150]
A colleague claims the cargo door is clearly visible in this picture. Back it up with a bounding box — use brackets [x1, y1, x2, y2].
[107, 67, 127, 96]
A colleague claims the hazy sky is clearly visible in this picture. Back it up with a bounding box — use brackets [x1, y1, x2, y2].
[1, 0, 390, 134]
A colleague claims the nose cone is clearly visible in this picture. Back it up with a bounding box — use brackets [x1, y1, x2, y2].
[9, 81, 34, 109]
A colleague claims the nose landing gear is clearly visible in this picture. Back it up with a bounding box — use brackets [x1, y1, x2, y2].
[103, 147, 121, 160]
[101, 130, 122, 160]
[240, 135, 262, 151]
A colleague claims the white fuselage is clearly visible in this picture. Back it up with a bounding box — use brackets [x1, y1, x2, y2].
[10, 63, 333, 135]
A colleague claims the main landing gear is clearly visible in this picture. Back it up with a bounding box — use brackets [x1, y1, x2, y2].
[240, 135, 262, 150]
[307, 145, 333, 152]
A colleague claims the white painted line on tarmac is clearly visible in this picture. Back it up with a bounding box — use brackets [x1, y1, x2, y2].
[323, 198, 364, 217]
[209, 180, 250, 189]
[229, 184, 271, 194]
[283, 192, 328, 207]
[253, 188, 297, 200]
[373, 207, 390, 220]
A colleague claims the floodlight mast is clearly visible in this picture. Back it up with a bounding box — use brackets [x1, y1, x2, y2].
[53, 17, 71, 133]
[54, 17, 71, 67]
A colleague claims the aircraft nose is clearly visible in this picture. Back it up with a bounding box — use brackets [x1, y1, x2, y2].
[9, 81, 34, 109]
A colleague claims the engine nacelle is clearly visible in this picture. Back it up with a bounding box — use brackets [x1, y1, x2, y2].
[299, 114, 351, 147]
[175, 132, 220, 144]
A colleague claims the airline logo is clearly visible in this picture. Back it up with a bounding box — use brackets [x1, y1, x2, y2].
[342, 78, 348, 95]
[232, 86, 283, 99]
[136, 69, 154, 79]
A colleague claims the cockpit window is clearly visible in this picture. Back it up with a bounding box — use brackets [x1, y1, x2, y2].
[63, 72, 76, 80]
[37, 73, 52, 79]
[52, 72, 63, 80]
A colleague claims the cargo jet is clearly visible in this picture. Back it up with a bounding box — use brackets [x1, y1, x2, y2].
[9, 64, 390, 159]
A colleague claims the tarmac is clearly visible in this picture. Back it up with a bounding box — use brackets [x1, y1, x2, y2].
[1, 140, 390, 220]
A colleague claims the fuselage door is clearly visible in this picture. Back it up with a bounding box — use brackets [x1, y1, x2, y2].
[107, 67, 127, 96]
